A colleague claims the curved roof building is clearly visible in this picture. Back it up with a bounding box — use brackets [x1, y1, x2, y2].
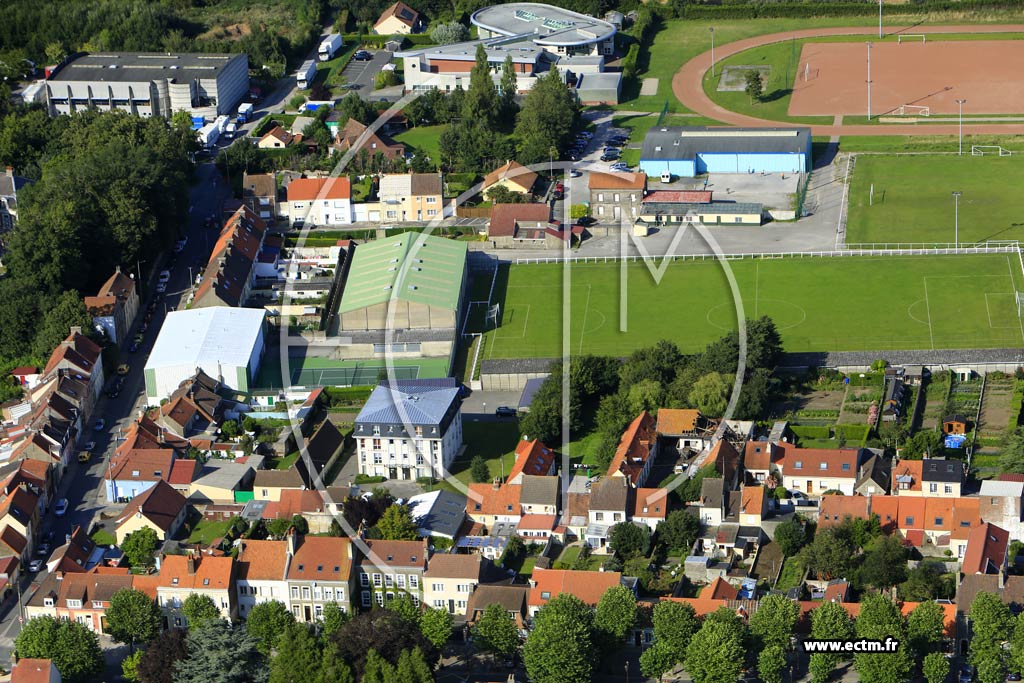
[470, 3, 616, 50]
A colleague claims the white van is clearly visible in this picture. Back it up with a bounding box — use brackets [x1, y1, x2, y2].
[661, 170, 672, 184]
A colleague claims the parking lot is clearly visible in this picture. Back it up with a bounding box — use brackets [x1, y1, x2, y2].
[339, 50, 393, 95]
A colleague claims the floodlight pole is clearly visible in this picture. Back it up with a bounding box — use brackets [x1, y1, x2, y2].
[878, 0, 883, 38]
[709, 27, 716, 78]
[956, 99, 967, 156]
[866, 43, 873, 121]
[952, 191, 962, 247]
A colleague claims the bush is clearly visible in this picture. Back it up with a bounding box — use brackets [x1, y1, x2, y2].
[355, 474, 386, 484]
[375, 69, 399, 89]
[431, 22, 469, 45]
[289, 94, 306, 111]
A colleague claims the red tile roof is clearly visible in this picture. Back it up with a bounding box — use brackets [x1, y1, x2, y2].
[699, 577, 738, 600]
[235, 539, 287, 581]
[109, 451, 175, 483]
[116, 480, 187, 534]
[168, 459, 200, 486]
[375, 1, 419, 28]
[528, 568, 622, 607]
[483, 160, 538, 193]
[588, 171, 646, 190]
[633, 488, 668, 519]
[892, 460, 923, 493]
[962, 522, 1009, 575]
[777, 443, 859, 480]
[818, 495, 870, 528]
[12, 658, 57, 683]
[157, 554, 234, 590]
[363, 539, 427, 569]
[43, 332, 101, 376]
[643, 190, 713, 204]
[425, 553, 485, 580]
[740, 486, 765, 516]
[468, 482, 522, 516]
[287, 535, 352, 581]
[488, 203, 551, 238]
[507, 439, 555, 481]
[607, 411, 655, 485]
[193, 205, 266, 308]
[517, 514, 557, 531]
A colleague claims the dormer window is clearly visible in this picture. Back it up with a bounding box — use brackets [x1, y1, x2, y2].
[203, 579, 210, 586]
[172, 578, 179, 585]
[794, 461, 803, 470]
[819, 463, 827, 470]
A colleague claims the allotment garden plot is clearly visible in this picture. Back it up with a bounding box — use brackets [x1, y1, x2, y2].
[480, 254, 1024, 358]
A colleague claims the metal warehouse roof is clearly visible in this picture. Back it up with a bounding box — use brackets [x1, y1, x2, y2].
[471, 3, 616, 47]
[355, 379, 460, 428]
[639, 201, 763, 216]
[338, 232, 467, 315]
[146, 308, 265, 371]
[641, 126, 811, 161]
[51, 52, 245, 84]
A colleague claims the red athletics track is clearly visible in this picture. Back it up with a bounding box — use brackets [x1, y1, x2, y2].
[671, 25, 1024, 136]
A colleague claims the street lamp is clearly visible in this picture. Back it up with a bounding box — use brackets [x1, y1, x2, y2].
[878, 0, 883, 38]
[866, 42, 873, 121]
[952, 191, 962, 247]
[956, 99, 967, 156]
[709, 28, 716, 78]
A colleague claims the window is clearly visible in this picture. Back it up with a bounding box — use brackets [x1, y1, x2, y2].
[361, 574, 369, 587]
[457, 583, 471, 593]
[905, 516, 915, 525]
[373, 425, 381, 436]
[735, 217, 742, 223]
[945, 485, 953, 493]
[374, 453, 382, 464]
[934, 517, 944, 526]
[373, 573, 382, 587]
[794, 461, 803, 470]
[432, 583, 443, 592]
[595, 512, 604, 521]
[929, 483, 937, 493]
[291, 586, 299, 598]
[841, 463, 850, 471]
[324, 588, 333, 600]
[613, 513, 622, 522]
[386, 591, 395, 602]
[541, 591, 551, 600]
[409, 575, 418, 589]
[362, 591, 371, 607]
[385, 574, 394, 588]
[426, 197, 437, 204]
[375, 592, 385, 606]
[397, 574, 406, 588]
[819, 462, 828, 470]
[433, 599, 445, 608]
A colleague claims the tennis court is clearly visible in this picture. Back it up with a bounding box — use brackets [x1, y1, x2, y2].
[254, 354, 450, 389]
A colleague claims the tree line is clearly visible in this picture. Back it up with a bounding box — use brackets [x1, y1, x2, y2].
[520, 316, 784, 471]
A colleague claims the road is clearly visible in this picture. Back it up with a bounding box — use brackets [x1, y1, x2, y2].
[0, 164, 230, 663]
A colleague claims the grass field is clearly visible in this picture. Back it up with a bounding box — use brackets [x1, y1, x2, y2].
[478, 254, 1024, 357]
[846, 155, 1024, 245]
[394, 125, 445, 167]
[255, 354, 450, 389]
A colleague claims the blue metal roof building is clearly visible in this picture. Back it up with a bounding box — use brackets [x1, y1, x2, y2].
[639, 126, 812, 178]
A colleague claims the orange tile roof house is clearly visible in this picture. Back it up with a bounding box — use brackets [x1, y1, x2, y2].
[106, 450, 177, 502]
[424, 553, 490, 615]
[607, 411, 657, 487]
[467, 480, 523, 527]
[527, 568, 627, 615]
[699, 576, 738, 601]
[192, 205, 267, 308]
[656, 408, 718, 452]
[286, 532, 355, 620]
[487, 203, 553, 247]
[84, 268, 139, 345]
[11, 658, 60, 683]
[357, 539, 429, 609]
[374, 1, 422, 34]
[114, 480, 189, 545]
[46, 525, 96, 574]
[633, 487, 669, 530]
[284, 176, 352, 227]
[891, 459, 923, 495]
[962, 522, 1009, 575]
[507, 439, 556, 484]
[739, 485, 767, 526]
[257, 125, 293, 149]
[482, 160, 538, 196]
[235, 539, 289, 618]
[818, 494, 871, 529]
[588, 172, 647, 224]
[775, 443, 863, 496]
[156, 553, 236, 627]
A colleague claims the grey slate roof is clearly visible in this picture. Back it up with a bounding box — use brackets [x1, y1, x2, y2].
[638, 201, 763, 216]
[641, 126, 811, 161]
[408, 489, 467, 539]
[589, 477, 629, 511]
[354, 379, 460, 437]
[51, 52, 245, 84]
[519, 475, 559, 507]
[921, 459, 964, 483]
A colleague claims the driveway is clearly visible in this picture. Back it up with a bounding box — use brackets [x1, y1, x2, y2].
[341, 50, 393, 97]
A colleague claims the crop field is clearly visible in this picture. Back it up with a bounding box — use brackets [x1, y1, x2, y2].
[846, 155, 1024, 245]
[477, 254, 1024, 358]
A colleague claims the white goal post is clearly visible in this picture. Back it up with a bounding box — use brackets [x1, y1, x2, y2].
[972, 145, 1013, 157]
[898, 34, 927, 43]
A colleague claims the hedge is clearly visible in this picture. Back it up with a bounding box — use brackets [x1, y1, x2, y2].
[1010, 381, 1024, 430]
[791, 425, 831, 440]
[674, 0, 1024, 20]
[324, 386, 374, 405]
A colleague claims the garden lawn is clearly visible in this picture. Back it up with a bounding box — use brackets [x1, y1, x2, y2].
[482, 254, 1024, 358]
[90, 529, 116, 546]
[188, 518, 233, 545]
[846, 155, 1024, 245]
[395, 125, 445, 166]
[436, 420, 521, 494]
[776, 556, 805, 590]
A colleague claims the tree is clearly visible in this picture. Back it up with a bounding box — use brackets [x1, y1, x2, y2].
[472, 603, 520, 657]
[523, 594, 595, 683]
[970, 592, 1015, 683]
[608, 522, 650, 559]
[499, 55, 520, 127]
[1012, 611, 1024, 678]
[900, 560, 951, 601]
[685, 612, 746, 683]
[395, 648, 434, 683]
[749, 594, 800, 651]
[853, 593, 913, 683]
[689, 372, 730, 416]
[220, 419, 241, 439]
[640, 601, 700, 679]
[32, 291, 92, 358]
[334, 609, 437, 677]
[268, 622, 323, 683]
[106, 588, 162, 651]
[15, 616, 103, 683]
[808, 601, 854, 683]
[923, 651, 951, 683]
[376, 504, 420, 540]
[122, 526, 159, 567]
[317, 644, 356, 683]
[419, 607, 454, 651]
[181, 593, 221, 630]
[514, 69, 577, 164]
[137, 628, 187, 683]
[773, 518, 806, 557]
[485, 184, 529, 204]
[594, 585, 637, 652]
[907, 600, 946, 659]
[858, 533, 909, 589]
[800, 527, 854, 580]
[759, 644, 787, 683]
[903, 429, 942, 459]
[123, 650, 143, 682]
[627, 378, 664, 415]
[385, 593, 421, 625]
[744, 70, 764, 104]
[658, 510, 700, 553]
[321, 601, 349, 637]
[431, 22, 469, 44]
[1001, 427, 1024, 473]
[173, 619, 267, 683]
[464, 44, 498, 125]
[246, 600, 295, 655]
[470, 455, 491, 483]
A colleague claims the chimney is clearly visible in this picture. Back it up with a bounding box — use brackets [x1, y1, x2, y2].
[4, 167, 12, 178]
[286, 526, 297, 556]
[186, 556, 196, 575]
[492, 477, 501, 490]
[69, 326, 82, 337]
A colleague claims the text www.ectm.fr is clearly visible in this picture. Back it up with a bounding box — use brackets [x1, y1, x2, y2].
[802, 639, 900, 653]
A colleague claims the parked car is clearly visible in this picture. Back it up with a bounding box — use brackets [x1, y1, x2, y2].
[78, 451, 92, 463]
[54, 498, 69, 516]
[158, 270, 171, 283]
[600, 152, 620, 162]
[353, 50, 372, 61]
[495, 406, 517, 418]
[117, 364, 130, 376]
[27, 559, 43, 573]
[576, 131, 593, 140]
[569, 169, 582, 178]
[83, 441, 96, 451]
[36, 542, 51, 557]
[155, 282, 167, 293]
[93, 419, 106, 431]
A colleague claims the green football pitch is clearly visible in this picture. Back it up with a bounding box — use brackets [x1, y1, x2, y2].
[478, 254, 1024, 358]
[846, 155, 1024, 245]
